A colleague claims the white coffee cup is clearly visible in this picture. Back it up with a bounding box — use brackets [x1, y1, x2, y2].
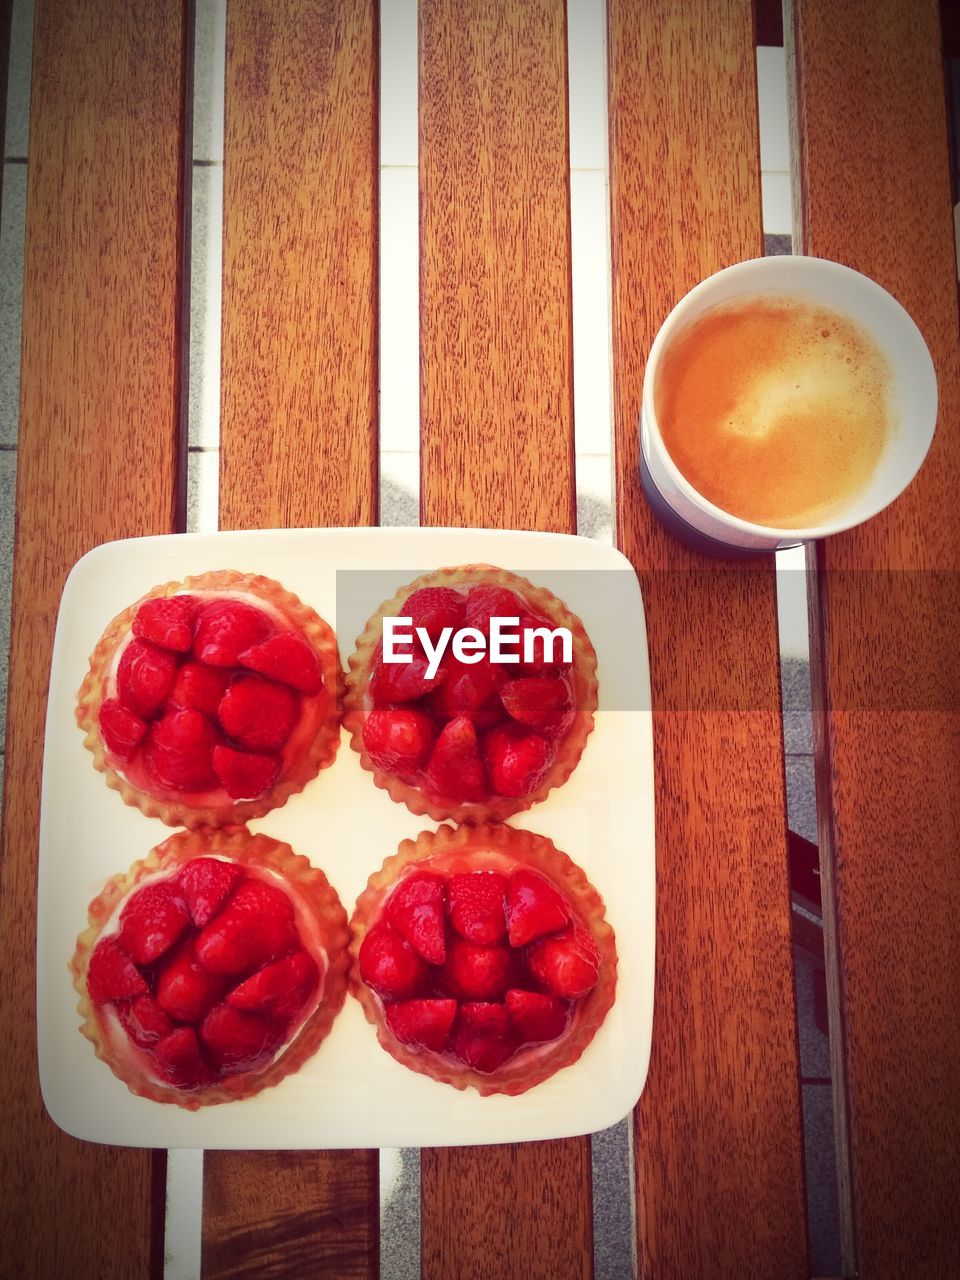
[639, 256, 938, 554]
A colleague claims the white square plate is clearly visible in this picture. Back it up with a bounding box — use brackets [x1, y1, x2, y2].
[38, 527, 654, 1148]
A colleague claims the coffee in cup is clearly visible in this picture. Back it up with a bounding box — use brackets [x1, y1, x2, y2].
[655, 293, 893, 529]
[640, 257, 937, 554]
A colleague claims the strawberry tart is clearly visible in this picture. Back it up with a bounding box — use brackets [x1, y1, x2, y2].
[344, 566, 598, 822]
[71, 828, 349, 1108]
[350, 824, 616, 1096]
[76, 571, 341, 827]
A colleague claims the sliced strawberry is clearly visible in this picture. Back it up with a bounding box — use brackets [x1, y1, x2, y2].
[115, 638, 178, 718]
[194, 879, 298, 976]
[98, 698, 148, 763]
[447, 872, 507, 944]
[177, 857, 245, 927]
[239, 630, 323, 695]
[482, 724, 555, 798]
[142, 707, 219, 792]
[526, 926, 601, 998]
[519, 613, 572, 674]
[155, 939, 228, 1023]
[463, 585, 524, 635]
[169, 661, 231, 716]
[358, 923, 427, 999]
[500, 676, 573, 736]
[228, 950, 320, 1024]
[86, 937, 148, 1004]
[423, 716, 488, 802]
[386, 872, 447, 964]
[369, 649, 441, 705]
[217, 676, 299, 752]
[451, 1003, 517, 1072]
[362, 707, 436, 782]
[132, 594, 197, 653]
[212, 745, 281, 800]
[385, 998, 457, 1052]
[193, 599, 272, 667]
[505, 868, 571, 946]
[153, 1026, 217, 1088]
[505, 988, 569, 1043]
[116, 881, 190, 966]
[400, 587, 465, 640]
[442, 937, 511, 1000]
[456, 1000, 511, 1037]
[432, 655, 506, 727]
[115, 994, 175, 1048]
[200, 1004, 285, 1073]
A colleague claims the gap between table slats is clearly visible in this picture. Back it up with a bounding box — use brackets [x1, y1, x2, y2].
[0, 0, 12, 185]
[418, 1, 593, 1277]
[788, 1, 960, 1275]
[0, 1, 190, 1276]
[607, 0, 809, 1275]
[203, 2, 379, 1278]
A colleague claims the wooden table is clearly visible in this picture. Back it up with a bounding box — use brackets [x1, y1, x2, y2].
[1, 1, 957, 1276]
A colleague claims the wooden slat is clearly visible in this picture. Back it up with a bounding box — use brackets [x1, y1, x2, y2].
[0, 1, 189, 1276]
[788, 1, 960, 1274]
[204, 2, 379, 1277]
[217, 0, 378, 533]
[202, 1150, 379, 1279]
[607, 2, 809, 1276]
[419, 0, 576, 538]
[418, 1, 590, 1277]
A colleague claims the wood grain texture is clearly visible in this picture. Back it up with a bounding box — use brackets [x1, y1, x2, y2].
[419, 0, 576, 536]
[788, 1, 960, 1274]
[202, 1149, 379, 1280]
[0, 1, 188, 1276]
[418, 2, 591, 1277]
[218, 0, 378, 532]
[204, 3, 379, 1277]
[607, 1, 809, 1276]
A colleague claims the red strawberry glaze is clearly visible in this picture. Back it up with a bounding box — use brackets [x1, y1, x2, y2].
[77, 572, 341, 829]
[350, 825, 617, 1096]
[344, 566, 598, 824]
[72, 829, 349, 1109]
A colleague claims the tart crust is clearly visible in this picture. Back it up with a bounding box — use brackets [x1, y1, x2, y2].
[349, 824, 617, 1097]
[344, 565, 598, 822]
[71, 827, 350, 1109]
[76, 570, 342, 828]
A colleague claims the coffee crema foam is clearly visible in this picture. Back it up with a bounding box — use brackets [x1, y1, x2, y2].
[654, 294, 894, 528]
